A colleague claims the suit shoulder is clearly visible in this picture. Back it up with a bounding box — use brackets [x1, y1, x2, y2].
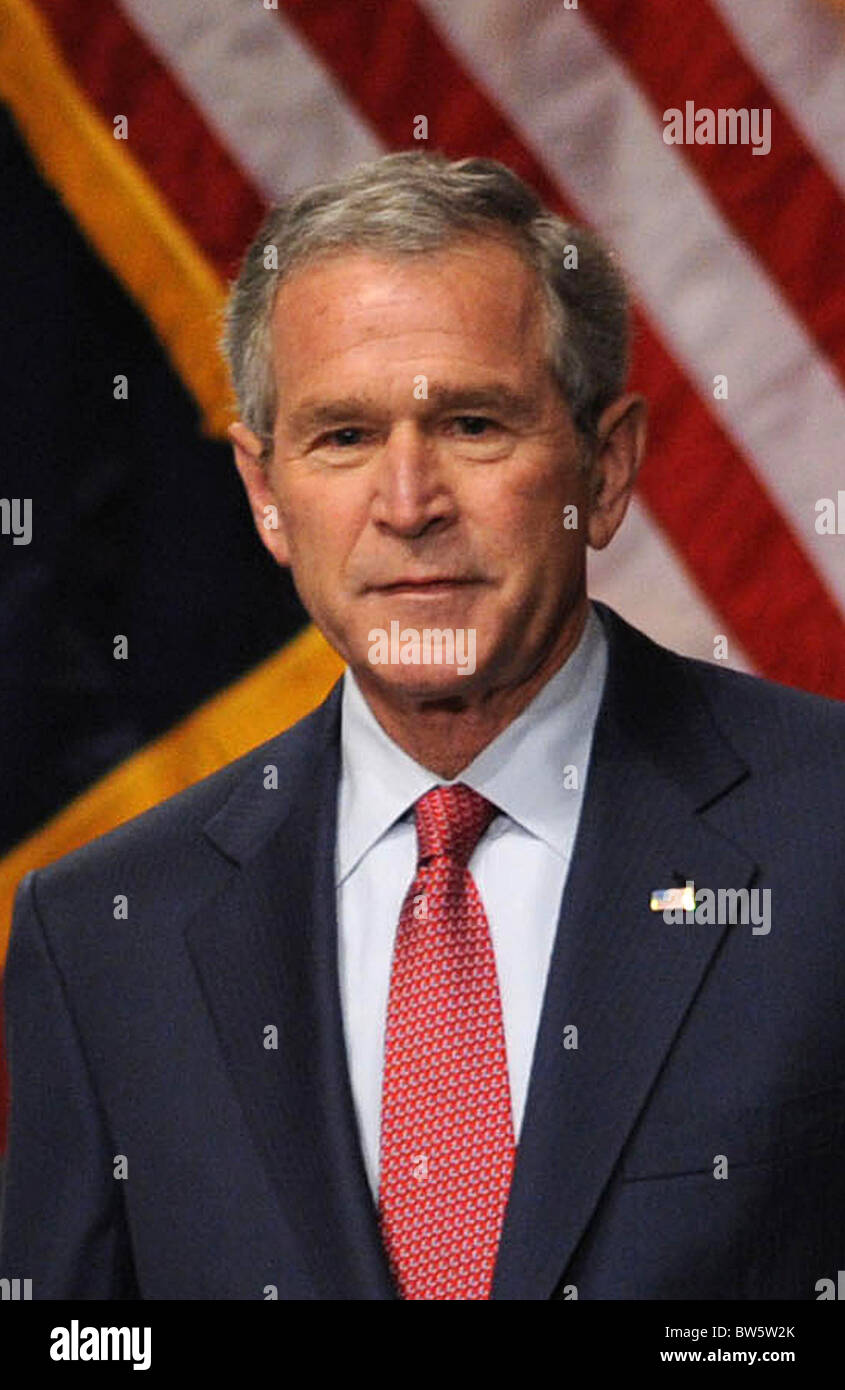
[676, 649, 845, 758]
[32, 686, 340, 896]
[598, 603, 845, 754]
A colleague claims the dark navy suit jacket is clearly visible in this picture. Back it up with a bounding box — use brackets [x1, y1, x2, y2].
[2, 602, 844, 1299]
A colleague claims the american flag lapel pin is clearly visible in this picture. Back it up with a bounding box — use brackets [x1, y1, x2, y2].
[650, 880, 696, 912]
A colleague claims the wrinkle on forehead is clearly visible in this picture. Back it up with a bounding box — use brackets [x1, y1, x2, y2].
[270, 237, 549, 386]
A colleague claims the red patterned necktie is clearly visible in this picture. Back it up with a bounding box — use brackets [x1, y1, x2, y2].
[378, 782, 516, 1300]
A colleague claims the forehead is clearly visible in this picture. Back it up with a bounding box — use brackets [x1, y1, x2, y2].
[267, 236, 550, 389]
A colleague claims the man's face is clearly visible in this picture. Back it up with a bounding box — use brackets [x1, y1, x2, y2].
[232, 236, 635, 704]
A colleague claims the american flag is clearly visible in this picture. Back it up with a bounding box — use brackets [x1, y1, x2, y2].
[650, 884, 697, 913]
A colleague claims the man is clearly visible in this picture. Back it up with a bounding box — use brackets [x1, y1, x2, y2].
[2, 151, 844, 1300]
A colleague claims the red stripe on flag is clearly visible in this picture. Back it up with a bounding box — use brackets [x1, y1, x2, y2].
[587, 0, 845, 387]
[633, 333, 845, 695]
[281, 0, 845, 696]
[30, 0, 266, 278]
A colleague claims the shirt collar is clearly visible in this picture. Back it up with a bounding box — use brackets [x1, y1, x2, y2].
[336, 601, 608, 883]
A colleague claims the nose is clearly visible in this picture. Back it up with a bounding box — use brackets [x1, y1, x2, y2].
[371, 421, 455, 538]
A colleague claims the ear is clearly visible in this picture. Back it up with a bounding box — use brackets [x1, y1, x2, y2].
[228, 421, 291, 566]
[585, 393, 648, 551]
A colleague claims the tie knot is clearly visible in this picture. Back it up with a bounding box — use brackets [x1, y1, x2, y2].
[414, 783, 498, 867]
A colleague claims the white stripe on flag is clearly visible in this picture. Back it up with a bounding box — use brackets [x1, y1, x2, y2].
[115, 0, 382, 201]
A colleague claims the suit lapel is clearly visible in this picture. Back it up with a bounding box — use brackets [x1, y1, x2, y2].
[184, 684, 397, 1300]
[491, 605, 758, 1300]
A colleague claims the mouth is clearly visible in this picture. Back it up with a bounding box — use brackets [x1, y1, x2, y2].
[369, 577, 482, 596]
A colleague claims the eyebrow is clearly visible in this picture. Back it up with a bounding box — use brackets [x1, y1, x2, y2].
[285, 383, 542, 438]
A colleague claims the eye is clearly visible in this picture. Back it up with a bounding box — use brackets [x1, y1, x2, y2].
[318, 427, 366, 448]
[450, 415, 499, 436]
[446, 415, 511, 459]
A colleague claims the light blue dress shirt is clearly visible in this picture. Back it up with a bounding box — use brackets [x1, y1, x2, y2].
[336, 602, 608, 1200]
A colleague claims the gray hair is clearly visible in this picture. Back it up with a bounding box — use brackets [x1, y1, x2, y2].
[221, 151, 631, 461]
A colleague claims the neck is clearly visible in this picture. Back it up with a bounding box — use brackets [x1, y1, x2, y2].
[354, 601, 589, 779]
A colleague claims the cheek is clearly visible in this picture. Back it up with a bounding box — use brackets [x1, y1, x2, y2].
[480, 487, 586, 606]
[478, 483, 568, 567]
[280, 480, 364, 583]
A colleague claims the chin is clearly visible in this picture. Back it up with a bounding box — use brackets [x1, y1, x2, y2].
[366, 662, 484, 703]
